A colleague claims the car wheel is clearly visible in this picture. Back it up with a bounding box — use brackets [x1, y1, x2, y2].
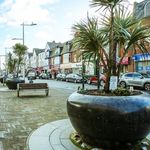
[66, 79, 68, 82]
[87, 80, 91, 84]
[74, 79, 77, 83]
[119, 81, 126, 88]
[144, 83, 150, 91]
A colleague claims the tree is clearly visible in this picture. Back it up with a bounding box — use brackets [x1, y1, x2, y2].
[7, 52, 17, 73]
[12, 43, 28, 76]
[72, 0, 150, 92]
[72, 16, 107, 90]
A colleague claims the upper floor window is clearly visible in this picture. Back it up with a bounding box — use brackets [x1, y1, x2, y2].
[55, 47, 60, 55]
[144, 1, 150, 17]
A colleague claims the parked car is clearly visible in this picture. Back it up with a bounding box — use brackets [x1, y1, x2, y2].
[39, 73, 49, 79]
[119, 72, 150, 91]
[56, 73, 66, 81]
[27, 72, 36, 80]
[65, 73, 86, 83]
[87, 73, 106, 86]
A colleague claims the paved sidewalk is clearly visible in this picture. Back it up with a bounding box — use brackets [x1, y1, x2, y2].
[28, 119, 78, 150]
[0, 83, 72, 150]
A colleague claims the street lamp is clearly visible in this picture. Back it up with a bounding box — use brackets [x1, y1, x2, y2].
[21, 22, 37, 80]
[11, 38, 23, 41]
[12, 22, 37, 45]
[12, 22, 37, 79]
[21, 22, 37, 45]
[81, 52, 85, 90]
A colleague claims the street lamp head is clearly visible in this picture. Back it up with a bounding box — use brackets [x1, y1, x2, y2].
[12, 38, 23, 40]
[21, 22, 37, 26]
[31, 22, 37, 26]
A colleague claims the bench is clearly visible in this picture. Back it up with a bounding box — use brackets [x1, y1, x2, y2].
[17, 83, 49, 97]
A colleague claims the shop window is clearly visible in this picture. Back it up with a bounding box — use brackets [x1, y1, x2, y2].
[144, 1, 150, 17]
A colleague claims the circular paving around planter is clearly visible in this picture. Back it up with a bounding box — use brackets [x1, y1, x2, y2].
[27, 119, 150, 150]
[27, 119, 79, 150]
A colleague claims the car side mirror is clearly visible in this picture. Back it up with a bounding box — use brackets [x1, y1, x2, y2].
[140, 76, 144, 79]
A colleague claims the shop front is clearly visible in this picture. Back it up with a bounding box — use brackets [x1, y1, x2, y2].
[60, 63, 82, 74]
[132, 53, 150, 74]
[50, 65, 60, 79]
[34, 67, 44, 76]
[120, 57, 131, 73]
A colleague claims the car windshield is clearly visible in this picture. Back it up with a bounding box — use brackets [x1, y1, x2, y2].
[141, 73, 150, 78]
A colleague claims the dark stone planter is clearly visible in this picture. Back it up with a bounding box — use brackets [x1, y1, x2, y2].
[0, 77, 3, 83]
[0, 77, 6, 83]
[67, 92, 150, 149]
[6, 78, 25, 90]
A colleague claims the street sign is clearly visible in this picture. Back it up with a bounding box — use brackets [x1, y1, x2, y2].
[109, 76, 118, 91]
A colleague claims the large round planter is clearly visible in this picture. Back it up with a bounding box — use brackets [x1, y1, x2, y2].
[0, 76, 6, 83]
[0, 77, 4, 83]
[67, 91, 150, 149]
[6, 78, 25, 90]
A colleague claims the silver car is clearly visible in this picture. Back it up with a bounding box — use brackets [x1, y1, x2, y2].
[66, 73, 83, 83]
[119, 72, 150, 91]
[56, 73, 66, 81]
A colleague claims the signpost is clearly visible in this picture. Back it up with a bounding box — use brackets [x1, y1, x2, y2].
[109, 76, 118, 91]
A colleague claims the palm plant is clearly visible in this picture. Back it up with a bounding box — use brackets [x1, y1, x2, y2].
[72, 16, 107, 90]
[12, 43, 28, 76]
[72, 0, 150, 92]
[7, 52, 17, 74]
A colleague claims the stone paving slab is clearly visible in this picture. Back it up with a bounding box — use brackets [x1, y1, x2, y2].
[0, 142, 4, 150]
[0, 83, 72, 150]
[27, 119, 79, 150]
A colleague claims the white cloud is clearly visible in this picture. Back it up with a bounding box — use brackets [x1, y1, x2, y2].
[0, 0, 144, 56]
[0, 0, 13, 9]
[0, 0, 58, 26]
[35, 31, 51, 42]
[0, 16, 7, 24]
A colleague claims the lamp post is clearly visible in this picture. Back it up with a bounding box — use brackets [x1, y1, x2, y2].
[12, 22, 37, 79]
[21, 22, 37, 80]
[21, 22, 37, 45]
[81, 52, 85, 90]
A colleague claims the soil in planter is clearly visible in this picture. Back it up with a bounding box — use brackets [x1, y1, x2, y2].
[78, 89, 142, 96]
[70, 132, 150, 150]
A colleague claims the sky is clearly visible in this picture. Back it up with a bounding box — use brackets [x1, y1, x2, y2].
[0, 0, 143, 69]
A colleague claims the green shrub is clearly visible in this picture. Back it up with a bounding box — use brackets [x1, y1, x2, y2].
[112, 88, 130, 96]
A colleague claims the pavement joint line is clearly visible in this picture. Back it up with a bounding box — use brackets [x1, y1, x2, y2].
[27, 119, 79, 150]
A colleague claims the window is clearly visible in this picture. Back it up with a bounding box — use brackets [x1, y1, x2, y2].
[144, 1, 150, 17]
[134, 73, 142, 79]
[124, 73, 133, 78]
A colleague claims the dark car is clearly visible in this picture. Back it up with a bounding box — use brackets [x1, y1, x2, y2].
[56, 73, 66, 81]
[66, 73, 86, 83]
[119, 72, 150, 91]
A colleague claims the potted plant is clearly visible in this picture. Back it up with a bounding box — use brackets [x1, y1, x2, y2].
[5, 74, 25, 90]
[67, 0, 150, 149]
[5, 43, 27, 90]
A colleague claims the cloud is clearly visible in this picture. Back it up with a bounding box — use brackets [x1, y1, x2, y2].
[35, 31, 51, 42]
[0, 0, 59, 26]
